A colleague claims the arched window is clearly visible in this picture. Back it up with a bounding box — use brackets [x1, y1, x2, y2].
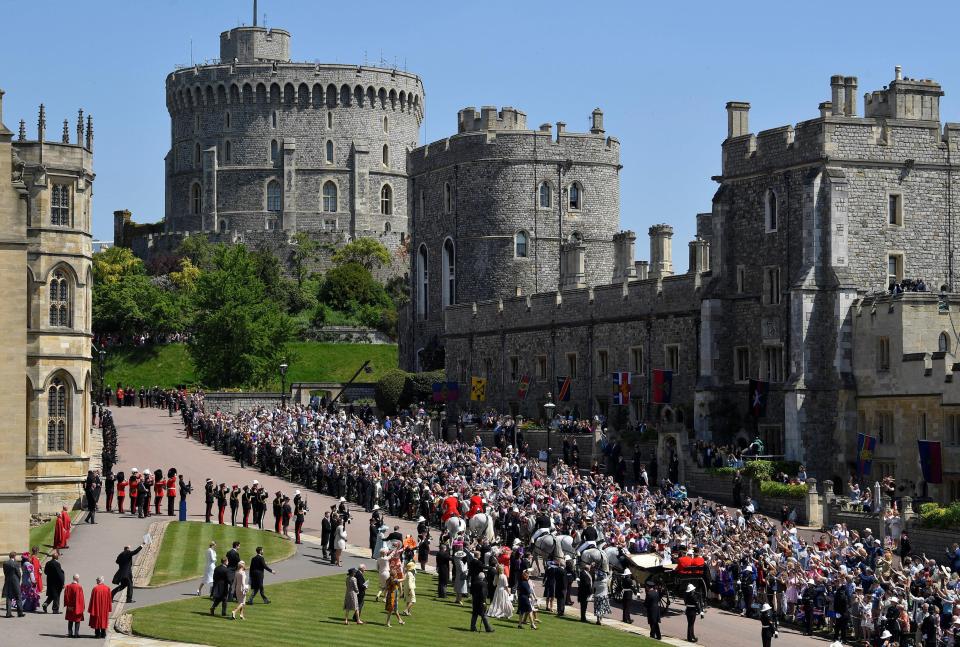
[270, 139, 279, 163]
[384, 222, 392, 233]
[383, 116, 389, 133]
[940, 331, 951, 353]
[266, 180, 282, 212]
[380, 184, 393, 215]
[382, 144, 389, 167]
[191, 183, 202, 215]
[48, 270, 70, 327]
[224, 140, 232, 164]
[271, 111, 278, 128]
[327, 111, 333, 129]
[416, 245, 429, 319]
[515, 231, 529, 258]
[322, 181, 338, 212]
[568, 182, 582, 210]
[442, 238, 456, 308]
[765, 189, 778, 232]
[325, 140, 334, 164]
[224, 111, 231, 128]
[47, 377, 68, 452]
[538, 182, 552, 209]
[50, 184, 70, 226]
[194, 143, 201, 166]
[443, 182, 452, 214]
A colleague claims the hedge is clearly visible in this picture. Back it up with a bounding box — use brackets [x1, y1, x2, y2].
[705, 467, 737, 477]
[374, 368, 446, 415]
[918, 501, 960, 529]
[759, 480, 808, 499]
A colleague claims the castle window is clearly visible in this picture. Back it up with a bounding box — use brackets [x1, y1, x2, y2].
[568, 182, 582, 210]
[194, 143, 201, 166]
[191, 183, 202, 215]
[384, 222, 391, 233]
[194, 114, 200, 133]
[443, 182, 452, 214]
[888, 193, 903, 226]
[764, 189, 778, 232]
[383, 116, 389, 133]
[380, 184, 393, 215]
[266, 216, 278, 230]
[567, 353, 578, 379]
[266, 180, 282, 212]
[50, 184, 70, 226]
[947, 414, 960, 446]
[514, 230, 529, 258]
[47, 377, 68, 452]
[735, 346, 750, 383]
[224, 111, 231, 129]
[763, 345, 784, 383]
[536, 355, 547, 380]
[597, 349, 609, 374]
[877, 411, 894, 444]
[224, 140, 232, 164]
[48, 270, 70, 327]
[326, 140, 334, 164]
[382, 144, 389, 167]
[510, 356, 519, 382]
[763, 266, 781, 305]
[442, 238, 456, 308]
[887, 253, 904, 287]
[418, 190, 425, 217]
[416, 244, 429, 320]
[877, 336, 891, 371]
[939, 331, 951, 353]
[666, 344, 680, 375]
[538, 182, 552, 209]
[736, 265, 746, 293]
[325, 219, 337, 230]
[271, 111, 278, 129]
[219, 219, 227, 232]
[327, 111, 333, 129]
[631, 347, 644, 375]
[270, 139, 279, 163]
[322, 181, 338, 212]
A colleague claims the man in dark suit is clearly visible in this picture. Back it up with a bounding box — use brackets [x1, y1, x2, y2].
[621, 572, 635, 624]
[644, 582, 662, 639]
[435, 542, 450, 598]
[110, 543, 144, 603]
[554, 558, 567, 616]
[209, 558, 229, 616]
[353, 564, 368, 621]
[3, 552, 24, 618]
[320, 512, 331, 561]
[469, 572, 493, 632]
[578, 565, 593, 623]
[42, 551, 66, 613]
[225, 541, 241, 600]
[247, 546, 273, 604]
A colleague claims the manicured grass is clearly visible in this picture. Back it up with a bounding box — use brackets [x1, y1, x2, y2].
[29, 510, 81, 552]
[149, 522, 296, 586]
[132, 572, 663, 647]
[103, 342, 398, 389]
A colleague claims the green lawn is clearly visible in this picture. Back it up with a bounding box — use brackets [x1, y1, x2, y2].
[103, 342, 398, 390]
[149, 522, 297, 586]
[29, 510, 81, 552]
[132, 572, 663, 647]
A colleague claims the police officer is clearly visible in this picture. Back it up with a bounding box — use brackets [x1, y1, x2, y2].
[760, 602, 779, 647]
[683, 582, 703, 643]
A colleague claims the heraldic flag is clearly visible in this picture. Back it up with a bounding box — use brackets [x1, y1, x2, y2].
[517, 375, 531, 401]
[612, 371, 631, 405]
[748, 379, 769, 418]
[432, 381, 460, 403]
[856, 433, 877, 476]
[918, 440, 943, 484]
[556, 376, 572, 402]
[652, 369, 672, 404]
[470, 377, 487, 402]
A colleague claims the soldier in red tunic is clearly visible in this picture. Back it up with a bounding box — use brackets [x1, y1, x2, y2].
[115, 472, 127, 514]
[154, 469, 166, 515]
[127, 468, 139, 516]
[166, 469, 177, 516]
[466, 489, 484, 519]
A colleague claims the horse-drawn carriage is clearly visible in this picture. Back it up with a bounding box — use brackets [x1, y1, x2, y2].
[610, 553, 709, 612]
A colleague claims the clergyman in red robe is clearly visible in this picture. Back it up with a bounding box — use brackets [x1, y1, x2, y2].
[63, 575, 85, 638]
[53, 507, 71, 549]
[29, 546, 43, 593]
[88, 577, 113, 638]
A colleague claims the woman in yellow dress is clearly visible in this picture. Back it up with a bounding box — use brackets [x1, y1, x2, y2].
[385, 560, 405, 627]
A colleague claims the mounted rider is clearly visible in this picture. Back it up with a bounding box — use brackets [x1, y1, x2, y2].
[576, 511, 601, 555]
[530, 504, 553, 544]
[466, 488, 485, 519]
[441, 490, 461, 523]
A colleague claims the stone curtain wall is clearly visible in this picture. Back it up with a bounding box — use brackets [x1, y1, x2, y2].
[203, 392, 284, 414]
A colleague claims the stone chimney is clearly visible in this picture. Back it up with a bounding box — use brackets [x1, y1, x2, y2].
[895, 65, 903, 81]
[480, 106, 497, 131]
[844, 76, 858, 116]
[590, 108, 604, 134]
[726, 101, 750, 138]
[635, 260, 649, 280]
[830, 75, 845, 116]
[818, 101, 832, 118]
[648, 224, 674, 279]
[612, 231, 637, 282]
[688, 236, 710, 274]
[0, 88, 6, 134]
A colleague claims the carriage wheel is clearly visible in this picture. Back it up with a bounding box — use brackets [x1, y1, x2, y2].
[610, 575, 623, 601]
[660, 592, 671, 611]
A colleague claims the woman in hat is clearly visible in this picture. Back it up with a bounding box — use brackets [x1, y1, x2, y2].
[343, 568, 361, 625]
[384, 560, 404, 627]
[333, 517, 347, 566]
[197, 541, 217, 597]
[230, 561, 248, 620]
[402, 560, 417, 616]
[593, 567, 611, 625]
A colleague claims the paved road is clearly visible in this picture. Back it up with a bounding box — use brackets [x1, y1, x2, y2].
[8, 406, 836, 646]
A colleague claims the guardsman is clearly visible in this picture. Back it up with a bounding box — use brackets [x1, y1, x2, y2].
[760, 602, 779, 647]
[128, 468, 139, 516]
[294, 491, 307, 544]
[154, 469, 166, 515]
[241, 486, 251, 528]
[216, 483, 228, 524]
[229, 485, 240, 526]
[683, 583, 703, 643]
[272, 491, 283, 533]
[204, 478, 214, 523]
[166, 469, 177, 516]
[116, 472, 127, 514]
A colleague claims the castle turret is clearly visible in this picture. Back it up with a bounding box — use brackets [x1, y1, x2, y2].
[219, 26, 291, 64]
[649, 224, 674, 279]
[864, 66, 943, 120]
[612, 230, 637, 282]
[726, 101, 749, 138]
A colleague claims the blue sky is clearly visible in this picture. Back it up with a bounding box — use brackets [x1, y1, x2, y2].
[2, 0, 958, 270]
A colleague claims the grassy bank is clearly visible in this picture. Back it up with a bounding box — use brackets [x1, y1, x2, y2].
[102, 342, 397, 389]
[150, 522, 296, 586]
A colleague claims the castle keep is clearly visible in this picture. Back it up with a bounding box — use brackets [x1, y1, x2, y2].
[417, 68, 960, 499]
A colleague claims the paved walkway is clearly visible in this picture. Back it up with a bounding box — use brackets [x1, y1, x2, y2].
[9, 406, 834, 646]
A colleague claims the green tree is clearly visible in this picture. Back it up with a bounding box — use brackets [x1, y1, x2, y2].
[92, 247, 145, 285]
[289, 232, 319, 287]
[331, 238, 391, 271]
[188, 245, 293, 388]
[318, 262, 390, 313]
[177, 234, 218, 271]
[251, 249, 285, 304]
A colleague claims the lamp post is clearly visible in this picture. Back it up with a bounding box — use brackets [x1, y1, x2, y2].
[543, 397, 556, 474]
[279, 362, 289, 408]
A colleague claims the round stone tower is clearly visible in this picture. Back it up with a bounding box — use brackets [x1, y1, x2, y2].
[164, 24, 424, 242]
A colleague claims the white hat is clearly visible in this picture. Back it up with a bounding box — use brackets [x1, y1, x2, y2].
[417, 516, 425, 522]
[685, 584, 695, 592]
[864, 528, 872, 534]
[889, 597, 899, 604]
[373, 504, 380, 511]
[295, 490, 301, 496]
[761, 603, 771, 612]
[252, 480, 259, 485]
[339, 497, 346, 502]
[880, 630, 892, 639]
[131, 467, 139, 472]
[807, 579, 815, 585]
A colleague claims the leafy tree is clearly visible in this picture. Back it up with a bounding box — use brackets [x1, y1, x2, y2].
[318, 262, 390, 313]
[92, 247, 145, 285]
[289, 232, 319, 287]
[169, 258, 201, 291]
[177, 234, 218, 271]
[385, 275, 410, 307]
[251, 249, 286, 304]
[188, 245, 293, 388]
[331, 238, 390, 271]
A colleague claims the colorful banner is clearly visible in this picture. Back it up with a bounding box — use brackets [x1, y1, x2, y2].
[856, 433, 877, 477]
[652, 369, 672, 404]
[918, 440, 943, 484]
[432, 381, 460, 403]
[517, 375, 531, 401]
[612, 371, 631, 405]
[470, 377, 487, 402]
[748, 379, 769, 418]
[556, 376, 572, 402]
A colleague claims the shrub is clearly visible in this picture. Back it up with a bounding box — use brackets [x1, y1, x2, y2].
[743, 460, 774, 482]
[319, 263, 390, 312]
[759, 480, 808, 499]
[772, 460, 801, 477]
[706, 467, 737, 477]
[374, 369, 408, 415]
[918, 501, 960, 529]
